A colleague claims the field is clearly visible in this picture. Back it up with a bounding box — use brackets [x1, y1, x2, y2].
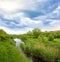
[0, 29, 60, 62]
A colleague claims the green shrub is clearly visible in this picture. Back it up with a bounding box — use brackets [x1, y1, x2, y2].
[48, 34, 54, 41]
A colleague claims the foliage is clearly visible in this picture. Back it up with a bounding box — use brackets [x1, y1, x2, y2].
[19, 28, 60, 62]
[48, 34, 54, 41]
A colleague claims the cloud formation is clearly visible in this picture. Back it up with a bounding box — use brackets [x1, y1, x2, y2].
[0, 0, 60, 34]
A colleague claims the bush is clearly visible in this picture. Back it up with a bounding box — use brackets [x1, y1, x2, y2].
[48, 34, 54, 41]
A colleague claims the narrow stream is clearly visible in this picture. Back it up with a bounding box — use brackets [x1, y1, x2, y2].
[14, 38, 33, 62]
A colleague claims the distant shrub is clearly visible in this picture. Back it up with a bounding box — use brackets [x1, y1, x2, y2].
[48, 34, 54, 41]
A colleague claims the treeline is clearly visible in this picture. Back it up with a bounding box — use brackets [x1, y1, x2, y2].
[18, 28, 60, 41]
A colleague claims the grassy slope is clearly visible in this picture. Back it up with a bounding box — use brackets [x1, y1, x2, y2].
[0, 30, 30, 62]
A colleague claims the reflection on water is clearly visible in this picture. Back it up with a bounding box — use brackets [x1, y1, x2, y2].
[14, 38, 25, 53]
[14, 38, 24, 47]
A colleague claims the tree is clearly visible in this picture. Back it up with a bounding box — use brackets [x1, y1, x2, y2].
[32, 28, 41, 38]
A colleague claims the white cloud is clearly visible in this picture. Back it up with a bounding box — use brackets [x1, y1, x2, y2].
[0, 12, 43, 34]
[47, 6, 60, 19]
[41, 20, 60, 31]
[0, 12, 42, 26]
[33, 5, 60, 32]
[53, 6, 60, 14]
[0, 26, 33, 34]
[0, 1, 20, 13]
[0, 0, 52, 14]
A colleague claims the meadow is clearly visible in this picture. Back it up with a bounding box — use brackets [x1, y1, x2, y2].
[0, 28, 60, 62]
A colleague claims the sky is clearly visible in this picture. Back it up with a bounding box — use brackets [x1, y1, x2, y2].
[0, 0, 60, 34]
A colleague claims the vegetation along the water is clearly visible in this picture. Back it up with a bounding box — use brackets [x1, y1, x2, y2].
[0, 28, 60, 62]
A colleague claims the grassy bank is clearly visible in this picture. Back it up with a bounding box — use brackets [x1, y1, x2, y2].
[0, 30, 30, 62]
[19, 28, 60, 62]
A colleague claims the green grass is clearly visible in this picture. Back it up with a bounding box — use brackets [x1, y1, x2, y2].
[21, 38, 60, 62]
[0, 30, 30, 62]
[0, 44, 30, 62]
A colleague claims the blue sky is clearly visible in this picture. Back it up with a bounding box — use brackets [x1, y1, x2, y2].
[0, 0, 60, 34]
